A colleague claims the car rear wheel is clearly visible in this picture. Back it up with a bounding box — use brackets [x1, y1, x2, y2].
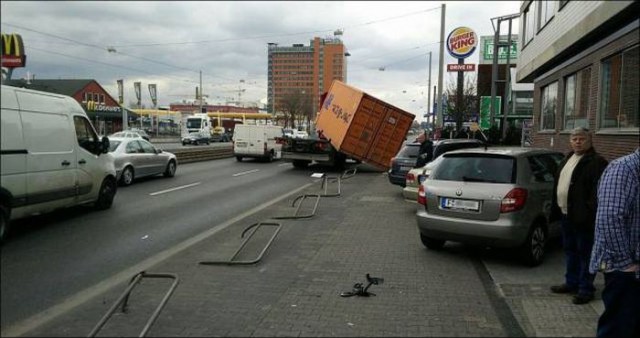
[236, 156, 243, 162]
[520, 223, 546, 267]
[420, 234, 445, 250]
[121, 166, 134, 186]
[94, 177, 117, 210]
[292, 160, 310, 168]
[164, 160, 177, 177]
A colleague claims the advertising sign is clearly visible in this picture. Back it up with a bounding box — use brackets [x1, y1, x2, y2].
[479, 96, 501, 130]
[134, 81, 141, 107]
[480, 35, 518, 64]
[1, 33, 26, 68]
[117, 79, 124, 104]
[148, 84, 157, 107]
[447, 64, 476, 72]
[86, 100, 122, 113]
[446, 27, 477, 59]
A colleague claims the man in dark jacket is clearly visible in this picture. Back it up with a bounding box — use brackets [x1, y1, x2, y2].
[415, 131, 433, 168]
[550, 127, 608, 305]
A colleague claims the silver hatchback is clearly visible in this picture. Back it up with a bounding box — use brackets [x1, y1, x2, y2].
[416, 147, 564, 266]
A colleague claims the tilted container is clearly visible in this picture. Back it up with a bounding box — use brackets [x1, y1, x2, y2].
[315, 80, 415, 170]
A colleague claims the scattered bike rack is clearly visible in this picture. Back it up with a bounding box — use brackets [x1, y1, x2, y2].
[88, 271, 179, 338]
[320, 175, 341, 197]
[272, 194, 321, 220]
[341, 168, 357, 180]
[199, 221, 282, 266]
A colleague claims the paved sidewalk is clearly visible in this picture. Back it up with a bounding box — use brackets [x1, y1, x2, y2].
[23, 167, 603, 337]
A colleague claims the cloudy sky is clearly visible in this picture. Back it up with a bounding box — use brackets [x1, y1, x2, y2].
[1, 1, 520, 120]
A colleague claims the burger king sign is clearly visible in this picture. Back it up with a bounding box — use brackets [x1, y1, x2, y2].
[447, 26, 477, 59]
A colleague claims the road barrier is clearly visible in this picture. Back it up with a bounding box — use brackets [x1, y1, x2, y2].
[169, 146, 234, 164]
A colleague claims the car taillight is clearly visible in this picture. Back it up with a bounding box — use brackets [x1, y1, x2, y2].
[315, 142, 327, 151]
[500, 188, 528, 213]
[418, 184, 427, 206]
[389, 157, 396, 168]
[406, 172, 416, 184]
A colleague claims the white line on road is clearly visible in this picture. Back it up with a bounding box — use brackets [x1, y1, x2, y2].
[149, 182, 201, 196]
[278, 163, 291, 167]
[232, 169, 259, 177]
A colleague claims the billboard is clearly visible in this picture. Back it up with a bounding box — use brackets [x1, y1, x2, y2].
[446, 27, 477, 59]
[1, 33, 26, 68]
[479, 96, 501, 130]
[479, 35, 518, 65]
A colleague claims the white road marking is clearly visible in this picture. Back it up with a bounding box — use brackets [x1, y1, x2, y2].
[232, 169, 259, 177]
[149, 182, 201, 196]
[0, 182, 315, 337]
[278, 163, 291, 167]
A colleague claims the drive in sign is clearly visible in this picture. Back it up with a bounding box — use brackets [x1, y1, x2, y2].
[447, 64, 476, 72]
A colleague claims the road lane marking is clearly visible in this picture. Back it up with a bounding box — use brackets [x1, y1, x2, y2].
[232, 169, 259, 177]
[149, 182, 201, 196]
[1, 181, 315, 337]
[278, 163, 291, 167]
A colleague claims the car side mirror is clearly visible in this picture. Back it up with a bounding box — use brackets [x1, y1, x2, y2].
[100, 136, 110, 154]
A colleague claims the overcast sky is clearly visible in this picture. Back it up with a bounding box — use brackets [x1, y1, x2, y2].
[1, 1, 520, 119]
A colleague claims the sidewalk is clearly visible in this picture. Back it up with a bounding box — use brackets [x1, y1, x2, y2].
[22, 167, 603, 337]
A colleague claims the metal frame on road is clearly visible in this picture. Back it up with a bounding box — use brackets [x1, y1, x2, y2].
[199, 221, 282, 266]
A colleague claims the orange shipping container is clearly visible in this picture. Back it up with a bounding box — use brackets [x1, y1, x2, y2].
[315, 80, 415, 170]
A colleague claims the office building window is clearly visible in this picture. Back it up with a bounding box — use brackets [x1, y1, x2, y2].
[540, 81, 558, 130]
[538, 0, 555, 30]
[513, 91, 533, 116]
[599, 45, 639, 130]
[563, 68, 590, 130]
[523, 3, 535, 45]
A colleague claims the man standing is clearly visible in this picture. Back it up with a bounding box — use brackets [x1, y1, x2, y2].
[589, 148, 639, 337]
[550, 127, 608, 304]
[415, 130, 433, 168]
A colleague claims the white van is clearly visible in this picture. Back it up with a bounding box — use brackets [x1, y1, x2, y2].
[233, 124, 283, 162]
[0, 85, 117, 241]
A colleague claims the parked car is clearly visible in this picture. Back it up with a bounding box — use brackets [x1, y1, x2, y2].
[389, 138, 485, 187]
[128, 128, 150, 141]
[403, 139, 486, 198]
[108, 137, 178, 186]
[388, 142, 421, 187]
[109, 130, 150, 141]
[283, 129, 295, 138]
[416, 147, 565, 266]
[293, 130, 309, 139]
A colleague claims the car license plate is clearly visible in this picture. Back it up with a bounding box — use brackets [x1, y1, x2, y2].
[418, 175, 426, 184]
[440, 197, 480, 211]
[236, 142, 247, 147]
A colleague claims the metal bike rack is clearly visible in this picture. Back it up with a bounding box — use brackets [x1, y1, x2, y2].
[88, 271, 179, 338]
[272, 194, 321, 220]
[199, 221, 282, 266]
[341, 168, 357, 180]
[320, 175, 341, 197]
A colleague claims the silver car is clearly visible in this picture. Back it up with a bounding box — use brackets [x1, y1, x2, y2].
[108, 137, 178, 186]
[416, 147, 564, 266]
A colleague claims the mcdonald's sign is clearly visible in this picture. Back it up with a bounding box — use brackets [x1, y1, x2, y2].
[86, 100, 121, 113]
[1, 33, 26, 68]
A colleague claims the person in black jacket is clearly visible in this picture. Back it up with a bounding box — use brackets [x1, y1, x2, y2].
[415, 130, 433, 168]
[550, 127, 608, 305]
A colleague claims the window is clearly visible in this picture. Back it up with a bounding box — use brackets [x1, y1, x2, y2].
[540, 82, 558, 130]
[599, 45, 639, 130]
[523, 3, 535, 45]
[513, 91, 533, 116]
[126, 141, 142, 154]
[84, 92, 91, 102]
[563, 68, 590, 129]
[538, 0, 555, 30]
[73, 116, 99, 153]
[100, 94, 105, 104]
[93, 93, 99, 102]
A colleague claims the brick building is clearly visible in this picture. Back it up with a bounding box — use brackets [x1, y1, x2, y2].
[267, 33, 348, 115]
[516, 0, 639, 160]
[3, 79, 131, 135]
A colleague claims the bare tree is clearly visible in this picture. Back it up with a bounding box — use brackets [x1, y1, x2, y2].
[444, 73, 477, 132]
[279, 89, 311, 129]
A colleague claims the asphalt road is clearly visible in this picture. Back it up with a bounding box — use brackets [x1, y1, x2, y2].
[0, 157, 321, 328]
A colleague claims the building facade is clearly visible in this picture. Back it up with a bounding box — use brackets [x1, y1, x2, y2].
[267, 34, 348, 115]
[4, 79, 128, 135]
[516, 0, 639, 160]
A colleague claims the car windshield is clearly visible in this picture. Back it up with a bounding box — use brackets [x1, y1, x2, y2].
[432, 154, 516, 184]
[108, 140, 122, 152]
[396, 144, 420, 158]
[110, 132, 126, 138]
[186, 119, 202, 128]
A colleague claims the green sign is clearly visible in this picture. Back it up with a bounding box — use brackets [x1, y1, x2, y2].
[479, 96, 501, 130]
[482, 40, 517, 60]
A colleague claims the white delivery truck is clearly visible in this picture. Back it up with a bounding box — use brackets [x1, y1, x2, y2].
[182, 113, 212, 145]
[233, 124, 283, 162]
[0, 85, 117, 242]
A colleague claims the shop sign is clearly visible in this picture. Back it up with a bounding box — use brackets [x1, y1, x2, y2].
[1, 33, 27, 68]
[86, 100, 121, 113]
[447, 27, 477, 59]
[482, 39, 518, 60]
[447, 64, 476, 72]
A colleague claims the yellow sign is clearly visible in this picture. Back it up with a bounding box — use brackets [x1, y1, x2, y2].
[1, 33, 26, 68]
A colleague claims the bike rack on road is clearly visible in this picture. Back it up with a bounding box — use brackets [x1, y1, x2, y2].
[88, 271, 179, 338]
[272, 194, 321, 220]
[199, 221, 282, 266]
[341, 168, 357, 180]
[320, 175, 341, 197]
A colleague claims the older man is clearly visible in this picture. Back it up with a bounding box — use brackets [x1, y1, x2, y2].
[550, 127, 608, 305]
